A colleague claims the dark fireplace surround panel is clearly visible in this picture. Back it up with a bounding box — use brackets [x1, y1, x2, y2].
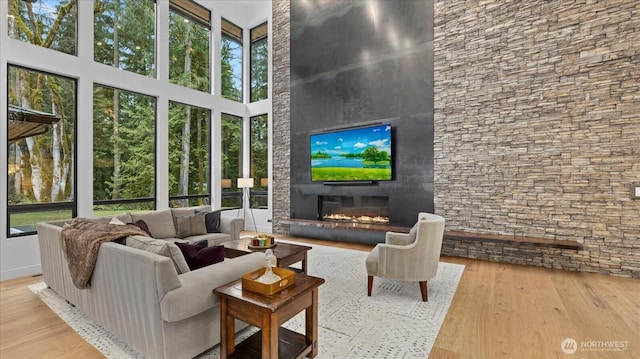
[288, 1, 435, 243]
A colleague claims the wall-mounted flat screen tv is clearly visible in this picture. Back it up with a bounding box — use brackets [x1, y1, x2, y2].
[310, 124, 392, 182]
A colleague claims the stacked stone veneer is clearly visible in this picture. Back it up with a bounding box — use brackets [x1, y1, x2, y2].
[434, 1, 639, 277]
[272, 0, 291, 235]
[274, 0, 640, 277]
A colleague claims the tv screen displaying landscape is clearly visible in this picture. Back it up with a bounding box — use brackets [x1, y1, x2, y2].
[310, 124, 392, 182]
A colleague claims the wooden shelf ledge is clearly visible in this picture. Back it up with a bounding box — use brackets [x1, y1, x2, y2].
[444, 230, 583, 250]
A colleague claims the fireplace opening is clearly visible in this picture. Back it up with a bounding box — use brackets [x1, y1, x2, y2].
[318, 195, 389, 224]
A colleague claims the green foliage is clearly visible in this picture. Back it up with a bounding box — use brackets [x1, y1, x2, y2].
[361, 146, 391, 164]
[8, 0, 77, 55]
[168, 102, 210, 197]
[94, 0, 155, 76]
[221, 114, 242, 187]
[251, 115, 268, 190]
[221, 37, 242, 101]
[168, 11, 210, 92]
[92, 85, 155, 201]
[250, 37, 268, 102]
[311, 167, 392, 181]
[312, 151, 332, 159]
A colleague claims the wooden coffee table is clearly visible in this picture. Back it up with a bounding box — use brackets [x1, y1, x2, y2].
[223, 238, 312, 274]
[213, 273, 325, 359]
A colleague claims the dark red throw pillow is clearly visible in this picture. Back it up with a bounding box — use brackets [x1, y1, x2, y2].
[174, 242, 225, 270]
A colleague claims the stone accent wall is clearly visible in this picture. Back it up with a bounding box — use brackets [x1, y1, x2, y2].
[272, 0, 291, 234]
[434, 1, 640, 277]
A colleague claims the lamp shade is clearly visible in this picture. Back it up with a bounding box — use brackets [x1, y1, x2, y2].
[237, 178, 254, 188]
[221, 179, 232, 188]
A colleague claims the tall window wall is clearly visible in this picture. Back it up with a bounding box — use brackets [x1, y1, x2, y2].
[7, 0, 77, 55]
[3, 1, 271, 240]
[6, 0, 78, 237]
[169, 4, 210, 92]
[250, 22, 268, 102]
[169, 102, 210, 207]
[250, 114, 268, 208]
[94, 0, 156, 77]
[221, 113, 242, 209]
[221, 18, 243, 102]
[7, 66, 76, 236]
[93, 86, 156, 214]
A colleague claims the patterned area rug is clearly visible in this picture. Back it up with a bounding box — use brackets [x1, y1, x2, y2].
[29, 242, 465, 359]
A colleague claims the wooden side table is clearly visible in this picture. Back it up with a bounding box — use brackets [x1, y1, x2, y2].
[213, 273, 325, 359]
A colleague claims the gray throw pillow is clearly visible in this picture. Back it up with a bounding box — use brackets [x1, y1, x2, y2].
[126, 235, 190, 274]
[174, 212, 207, 238]
[130, 209, 176, 239]
[204, 210, 222, 233]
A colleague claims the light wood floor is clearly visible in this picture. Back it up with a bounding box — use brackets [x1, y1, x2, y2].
[1, 235, 638, 359]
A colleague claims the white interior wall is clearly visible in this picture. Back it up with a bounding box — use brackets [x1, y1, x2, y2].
[0, 0, 273, 280]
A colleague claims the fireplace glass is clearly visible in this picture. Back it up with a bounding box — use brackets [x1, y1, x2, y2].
[318, 195, 389, 224]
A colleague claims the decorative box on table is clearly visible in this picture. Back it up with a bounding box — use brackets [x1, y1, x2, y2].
[242, 267, 295, 296]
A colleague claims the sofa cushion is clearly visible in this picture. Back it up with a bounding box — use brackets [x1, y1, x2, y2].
[126, 235, 190, 274]
[175, 242, 224, 270]
[174, 212, 207, 238]
[204, 210, 222, 233]
[130, 209, 176, 239]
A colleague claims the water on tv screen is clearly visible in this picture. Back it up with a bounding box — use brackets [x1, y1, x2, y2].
[310, 124, 392, 182]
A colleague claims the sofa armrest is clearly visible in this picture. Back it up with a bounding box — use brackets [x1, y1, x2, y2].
[219, 216, 244, 242]
[160, 252, 265, 322]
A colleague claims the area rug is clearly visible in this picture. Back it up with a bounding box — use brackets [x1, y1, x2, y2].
[29, 242, 465, 358]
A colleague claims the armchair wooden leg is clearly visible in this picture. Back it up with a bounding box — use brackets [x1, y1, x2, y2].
[419, 281, 428, 302]
[367, 276, 373, 296]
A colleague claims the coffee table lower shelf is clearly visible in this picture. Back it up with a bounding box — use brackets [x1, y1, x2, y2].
[229, 327, 311, 359]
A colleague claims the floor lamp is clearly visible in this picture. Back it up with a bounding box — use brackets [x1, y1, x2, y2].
[237, 178, 257, 232]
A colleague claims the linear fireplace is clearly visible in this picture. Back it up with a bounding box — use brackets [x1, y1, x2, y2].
[318, 195, 389, 225]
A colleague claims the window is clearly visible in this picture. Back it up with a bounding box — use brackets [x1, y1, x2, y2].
[250, 114, 268, 208]
[169, 102, 210, 207]
[7, 66, 76, 237]
[93, 85, 156, 215]
[221, 113, 242, 209]
[169, 2, 211, 92]
[221, 18, 243, 102]
[7, 0, 77, 56]
[250, 22, 268, 102]
[94, 0, 156, 77]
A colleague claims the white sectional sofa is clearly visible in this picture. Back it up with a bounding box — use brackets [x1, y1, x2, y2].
[36, 206, 265, 359]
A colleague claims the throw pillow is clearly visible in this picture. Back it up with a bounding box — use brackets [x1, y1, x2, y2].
[128, 220, 152, 236]
[175, 242, 225, 270]
[126, 235, 190, 274]
[130, 209, 176, 239]
[110, 217, 125, 225]
[174, 212, 207, 238]
[204, 210, 222, 233]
